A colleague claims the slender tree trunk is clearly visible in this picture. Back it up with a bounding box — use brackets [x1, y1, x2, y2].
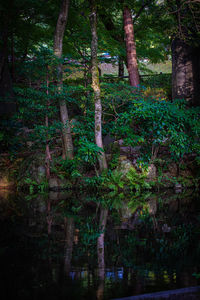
[90, 1, 107, 171]
[89, 6, 108, 296]
[54, 0, 73, 159]
[118, 56, 124, 78]
[45, 115, 51, 179]
[123, 6, 139, 87]
[11, 33, 15, 80]
[45, 71, 51, 179]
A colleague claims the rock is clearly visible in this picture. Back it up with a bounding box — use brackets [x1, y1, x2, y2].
[147, 198, 157, 215]
[120, 146, 131, 154]
[174, 183, 183, 193]
[146, 163, 157, 180]
[118, 155, 127, 161]
[103, 134, 115, 146]
[26, 141, 34, 148]
[162, 223, 171, 233]
[38, 166, 46, 176]
[122, 145, 141, 155]
[17, 153, 46, 186]
[49, 191, 70, 201]
[167, 163, 178, 177]
[117, 139, 124, 146]
[175, 183, 182, 189]
[49, 177, 68, 191]
[121, 202, 133, 220]
[118, 159, 132, 176]
[179, 169, 193, 177]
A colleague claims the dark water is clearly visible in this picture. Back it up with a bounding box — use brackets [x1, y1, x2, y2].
[0, 189, 200, 299]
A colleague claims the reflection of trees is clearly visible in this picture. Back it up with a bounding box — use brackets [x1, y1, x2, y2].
[46, 198, 52, 236]
[64, 217, 75, 275]
[97, 208, 108, 300]
[14, 190, 200, 297]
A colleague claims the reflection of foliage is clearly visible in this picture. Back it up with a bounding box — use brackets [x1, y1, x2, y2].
[23, 177, 48, 193]
[128, 192, 152, 214]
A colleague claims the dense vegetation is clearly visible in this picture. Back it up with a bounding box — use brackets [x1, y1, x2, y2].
[0, 1, 200, 298]
[1, 0, 200, 189]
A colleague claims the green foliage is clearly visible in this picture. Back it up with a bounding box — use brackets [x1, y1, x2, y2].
[126, 167, 151, 192]
[101, 83, 200, 164]
[79, 216, 101, 247]
[76, 136, 103, 165]
[24, 177, 48, 193]
[97, 166, 150, 194]
[101, 169, 124, 191]
[1, 0, 199, 191]
[52, 157, 78, 179]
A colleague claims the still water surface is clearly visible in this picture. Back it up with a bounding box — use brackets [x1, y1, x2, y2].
[0, 189, 200, 299]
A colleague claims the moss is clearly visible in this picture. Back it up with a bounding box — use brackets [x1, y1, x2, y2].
[96, 125, 100, 132]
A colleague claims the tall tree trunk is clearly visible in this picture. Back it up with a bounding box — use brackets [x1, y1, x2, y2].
[90, 1, 107, 171]
[54, 0, 73, 159]
[45, 71, 51, 179]
[172, 38, 200, 106]
[123, 6, 139, 87]
[0, 28, 14, 99]
[90, 5, 108, 296]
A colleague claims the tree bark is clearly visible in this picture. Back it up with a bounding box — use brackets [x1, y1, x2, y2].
[0, 28, 14, 99]
[90, 1, 107, 171]
[168, 0, 200, 106]
[172, 37, 200, 106]
[123, 6, 139, 87]
[118, 56, 124, 78]
[45, 71, 51, 179]
[54, 0, 74, 159]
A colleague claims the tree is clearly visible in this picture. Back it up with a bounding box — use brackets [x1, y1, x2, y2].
[89, 0, 107, 171]
[123, 5, 140, 86]
[166, 0, 200, 105]
[54, 0, 74, 159]
[89, 3, 108, 294]
[0, 1, 15, 99]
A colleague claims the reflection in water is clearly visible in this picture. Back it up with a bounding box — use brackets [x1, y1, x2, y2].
[64, 217, 74, 275]
[97, 208, 108, 300]
[0, 190, 200, 299]
[46, 198, 52, 236]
